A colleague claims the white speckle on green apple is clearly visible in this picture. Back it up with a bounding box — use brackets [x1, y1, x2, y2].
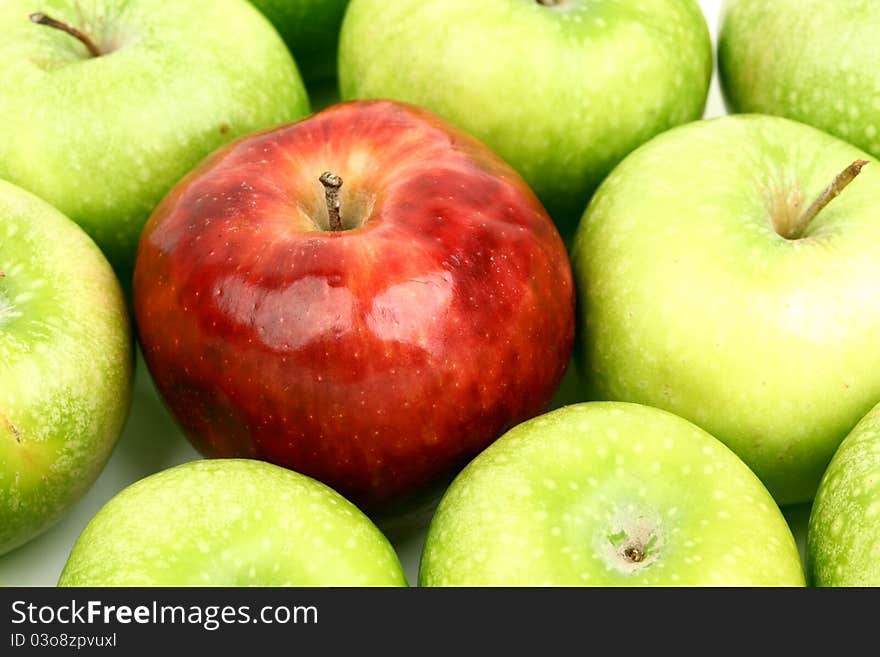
[420, 402, 804, 586]
[572, 114, 880, 505]
[58, 459, 407, 586]
[0, 0, 309, 280]
[0, 180, 133, 556]
[720, 0, 880, 159]
[808, 401, 880, 586]
[339, 0, 712, 237]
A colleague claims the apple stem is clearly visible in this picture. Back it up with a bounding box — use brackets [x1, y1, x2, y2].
[536, 0, 564, 6]
[789, 159, 869, 239]
[319, 171, 344, 232]
[29, 12, 102, 58]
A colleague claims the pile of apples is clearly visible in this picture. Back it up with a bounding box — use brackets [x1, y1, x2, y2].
[1, 0, 878, 587]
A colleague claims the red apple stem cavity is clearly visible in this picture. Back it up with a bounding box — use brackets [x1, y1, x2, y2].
[319, 171, 344, 232]
[29, 12, 102, 58]
[789, 159, 868, 239]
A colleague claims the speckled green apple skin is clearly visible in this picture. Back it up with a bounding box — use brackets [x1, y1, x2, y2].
[339, 0, 711, 238]
[419, 402, 803, 586]
[0, 180, 132, 556]
[0, 0, 309, 282]
[808, 402, 880, 586]
[249, 0, 349, 84]
[572, 115, 880, 506]
[719, 0, 880, 159]
[58, 459, 407, 586]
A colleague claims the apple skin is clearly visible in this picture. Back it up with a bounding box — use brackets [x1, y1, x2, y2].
[419, 402, 804, 586]
[58, 459, 407, 586]
[0, 0, 309, 283]
[133, 100, 575, 509]
[572, 114, 880, 506]
[719, 0, 880, 159]
[807, 401, 880, 586]
[249, 0, 349, 85]
[338, 0, 712, 238]
[0, 180, 133, 556]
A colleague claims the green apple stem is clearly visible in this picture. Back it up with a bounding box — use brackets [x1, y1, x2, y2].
[29, 12, 102, 58]
[319, 171, 344, 232]
[536, 0, 565, 6]
[788, 159, 869, 239]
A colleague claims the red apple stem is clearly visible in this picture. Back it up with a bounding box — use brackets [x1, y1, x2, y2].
[789, 159, 868, 239]
[30, 12, 102, 58]
[319, 171, 344, 232]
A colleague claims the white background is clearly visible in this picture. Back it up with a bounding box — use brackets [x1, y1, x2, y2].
[4, 0, 804, 587]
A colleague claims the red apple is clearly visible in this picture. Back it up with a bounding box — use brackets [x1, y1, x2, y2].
[133, 100, 574, 507]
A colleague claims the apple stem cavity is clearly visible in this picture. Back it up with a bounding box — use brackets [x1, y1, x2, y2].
[788, 159, 869, 239]
[29, 12, 102, 58]
[319, 171, 344, 232]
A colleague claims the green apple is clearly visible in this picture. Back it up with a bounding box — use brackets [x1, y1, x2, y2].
[338, 0, 712, 238]
[419, 402, 804, 586]
[0, 180, 132, 556]
[719, 0, 880, 159]
[807, 401, 880, 586]
[572, 114, 880, 506]
[58, 459, 407, 586]
[249, 0, 349, 85]
[0, 0, 309, 282]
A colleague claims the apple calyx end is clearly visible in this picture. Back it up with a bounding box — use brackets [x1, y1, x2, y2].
[319, 171, 344, 232]
[29, 12, 102, 58]
[622, 544, 645, 564]
[604, 513, 662, 573]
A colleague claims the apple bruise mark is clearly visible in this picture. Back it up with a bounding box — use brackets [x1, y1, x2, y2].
[1, 409, 20, 444]
[30, 12, 103, 58]
[0, 272, 17, 444]
[0, 270, 12, 326]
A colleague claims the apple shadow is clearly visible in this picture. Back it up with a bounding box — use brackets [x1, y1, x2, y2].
[110, 349, 200, 484]
[781, 500, 812, 577]
[546, 356, 590, 411]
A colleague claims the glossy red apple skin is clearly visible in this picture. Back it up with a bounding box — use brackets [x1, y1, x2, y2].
[133, 100, 574, 507]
